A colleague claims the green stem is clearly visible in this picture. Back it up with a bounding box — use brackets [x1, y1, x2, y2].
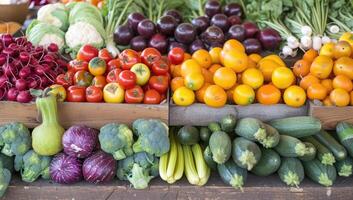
[37, 96, 59, 124]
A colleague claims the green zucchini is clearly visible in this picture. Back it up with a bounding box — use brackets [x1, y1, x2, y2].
[200, 127, 212, 143]
[203, 146, 217, 170]
[209, 131, 232, 164]
[278, 157, 304, 187]
[220, 114, 237, 133]
[313, 130, 347, 161]
[303, 159, 337, 187]
[302, 137, 336, 166]
[251, 148, 281, 176]
[269, 116, 322, 138]
[232, 137, 261, 170]
[298, 142, 317, 162]
[336, 122, 353, 157]
[208, 122, 221, 132]
[274, 135, 309, 157]
[335, 156, 353, 177]
[263, 123, 280, 148]
[177, 126, 200, 145]
[217, 160, 247, 190]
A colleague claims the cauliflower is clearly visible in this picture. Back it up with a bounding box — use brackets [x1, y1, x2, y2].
[37, 3, 69, 31]
[0, 122, 31, 157]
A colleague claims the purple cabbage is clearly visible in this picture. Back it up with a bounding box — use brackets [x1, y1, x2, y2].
[50, 153, 82, 184]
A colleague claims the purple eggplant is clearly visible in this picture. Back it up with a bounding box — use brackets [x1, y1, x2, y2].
[114, 24, 134, 46]
[174, 23, 196, 44]
[243, 38, 262, 54]
[157, 15, 177, 36]
[224, 3, 243, 17]
[192, 16, 210, 34]
[205, 0, 222, 18]
[257, 28, 282, 50]
[164, 10, 183, 24]
[130, 36, 147, 52]
[127, 12, 145, 32]
[227, 25, 246, 41]
[137, 19, 156, 39]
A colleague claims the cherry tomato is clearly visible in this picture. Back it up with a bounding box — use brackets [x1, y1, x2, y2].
[144, 89, 161, 104]
[125, 85, 144, 103]
[86, 86, 103, 102]
[106, 68, 122, 83]
[168, 47, 185, 65]
[91, 75, 107, 89]
[151, 59, 169, 75]
[74, 70, 94, 87]
[119, 49, 141, 70]
[148, 75, 169, 94]
[67, 86, 86, 102]
[67, 59, 88, 72]
[118, 70, 137, 89]
[88, 57, 107, 76]
[140, 47, 162, 67]
[56, 70, 75, 88]
[77, 44, 98, 62]
[98, 48, 113, 63]
[107, 59, 121, 72]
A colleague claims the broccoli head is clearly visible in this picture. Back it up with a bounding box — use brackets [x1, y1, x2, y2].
[0, 168, 11, 197]
[99, 123, 134, 160]
[117, 152, 159, 189]
[0, 154, 14, 173]
[0, 123, 31, 157]
[16, 150, 51, 182]
[132, 119, 170, 157]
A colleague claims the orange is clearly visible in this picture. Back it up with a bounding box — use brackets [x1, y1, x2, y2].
[171, 64, 182, 77]
[249, 54, 262, 63]
[293, 59, 311, 77]
[321, 79, 333, 93]
[204, 85, 227, 107]
[183, 53, 192, 61]
[333, 57, 353, 80]
[310, 55, 333, 79]
[258, 59, 281, 82]
[233, 84, 255, 105]
[209, 64, 222, 74]
[209, 47, 222, 64]
[330, 88, 350, 107]
[196, 83, 211, 103]
[319, 42, 335, 58]
[307, 83, 327, 100]
[303, 49, 318, 62]
[192, 49, 212, 68]
[351, 91, 353, 105]
[261, 55, 286, 67]
[300, 75, 320, 90]
[242, 68, 264, 89]
[213, 67, 237, 89]
[271, 67, 295, 89]
[223, 39, 245, 53]
[247, 57, 257, 68]
[323, 96, 333, 106]
[201, 68, 214, 84]
[172, 86, 195, 106]
[333, 41, 352, 59]
[283, 86, 307, 107]
[256, 84, 281, 105]
[184, 73, 205, 91]
[181, 59, 202, 77]
[171, 77, 184, 92]
[220, 50, 248, 73]
[332, 75, 353, 92]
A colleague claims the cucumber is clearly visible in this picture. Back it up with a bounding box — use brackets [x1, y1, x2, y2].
[302, 137, 336, 166]
[303, 159, 337, 187]
[251, 148, 281, 176]
[220, 114, 237, 133]
[177, 126, 200, 145]
[217, 160, 247, 190]
[263, 123, 280, 148]
[203, 146, 217, 170]
[313, 130, 347, 161]
[274, 135, 309, 157]
[200, 127, 212, 143]
[335, 156, 353, 177]
[336, 122, 353, 157]
[278, 157, 304, 187]
[298, 142, 317, 161]
[209, 131, 232, 164]
[232, 137, 261, 170]
[208, 122, 221, 132]
[269, 116, 322, 138]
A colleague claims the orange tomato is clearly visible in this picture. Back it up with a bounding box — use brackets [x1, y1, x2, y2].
[319, 42, 335, 58]
[233, 84, 255, 105]
[258, 59, 281, 82]
[181, 59, 202, 77]
[307, 83, 327, 100]
[260, 55, 286, 67]
[303, 49, 318, 62]
[300, 75, 320, 90]
[332, 75, 353, 92]
[184, 73, 205, 91]
[196, 83, 211, 103]
[271, 67, 295, 89]
[192, 49, 212, 68]
[220, 50, 248, 73]
[209, 47, 222, 64]
[249, 54, 262, 63]
[333, 41, 352, 59]
[223, 39, 245, 53]
[283, 86, 307, 107]
[171, 64, 182, 77]
[209, 64, 222, 74]
[204, 85, 227, 107]
[184, 53, 192, 61]
[242, 68, 264, 89]
[321, 79, 334, 93]
[323, 96, 333, 106]
[333, 57, 353, 80]
[330, 88, 350, 107]
[213, 67, 237, 89]
[201, 68, 214, 84]
[256, 84, 281, 105]
[292, 59, 311, 77]
[171, 77, 184, 92]
[247, 57, 257, 68]
[351, 91, 353, 105]
[310, 55, 333, 79]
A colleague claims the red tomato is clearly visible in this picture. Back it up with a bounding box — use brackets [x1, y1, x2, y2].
[107, 59, 121, 72]
[74, 70, 94, 87]
[140, 47, 162, 67]
[56, 70, 75, 88]
[67, 86, 86, 102]
[91, 75, 107, 89]
[160, 93, 167, 101]
[106, 68, 122, 83]
[148, 75, 169, 94]
[98, 48, 113, 63]
[125, 85, 144, 103]
[77, 44, 98, 62]
[119, 49, 141, 70]
[151, 59, 169, 75]
[144, 89, 161, 104]
[86, 86, 103, 102]
[67, 59, 88, 72]
[118, 70, 137, 89]
[168, 47, 185, 65]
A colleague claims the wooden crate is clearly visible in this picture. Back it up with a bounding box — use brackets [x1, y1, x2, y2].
[0, 101, 168, 129]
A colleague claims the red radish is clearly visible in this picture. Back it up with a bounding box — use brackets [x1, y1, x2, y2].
[17, 90, 32, 103]
[27, 79, 38, 89]
[2, 47, 15, 57]
[1, 34, 14, 47]
[48, 43, 59, 52]
[19, 52, 30, 63]
[0, 88, 5, 100]
[7, 88, 19, 101]
[0, 54, 6, 65]
[0, 43, 3, 52]
[15, 79, 28, 91]
[19, 67, 31, 79]
[0, 75, 9, 87]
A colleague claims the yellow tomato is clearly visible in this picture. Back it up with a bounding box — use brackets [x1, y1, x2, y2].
[223, 39, 245, 53]
[260, 55, 286, 67]
[49, 84, 67, 101]
[283, 86, 306, 107]
[249, 53, 262, 63]
[213, 67, 237, 89]
[192, 49, 212, 68]
[204, 85, 227, 107]
[242, 68, 264, 89]
[339, 32, 353, 49]
[271, 67, 295, 89]
[221, 50, 248, 73]
[334, 57, 353, 80]
[184, 73, 205, 91]
[233, 84, 255, 105]
[181, 59, 202, 77]
[173, 86, 195, 106]
[103, 83, 125, 103]
[209, 47, 222, 64]
[310, 55, 333, 79]
[196, 83, 211, 103]
[319, 42, 335, 58]
[257, 58, 282, 82]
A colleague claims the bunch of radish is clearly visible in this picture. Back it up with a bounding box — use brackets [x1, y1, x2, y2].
[0, 34, 67, 103]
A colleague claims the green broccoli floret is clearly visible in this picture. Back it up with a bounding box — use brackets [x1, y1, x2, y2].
[16, 150, 51, 182]
[117, 152, 159, 189]
[0, 123, 31, 157]
[0, 154, 14, 173]
[132, 119, 170, 157]
[99, 123, 134, 160]
[0, 168, 11, 197]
